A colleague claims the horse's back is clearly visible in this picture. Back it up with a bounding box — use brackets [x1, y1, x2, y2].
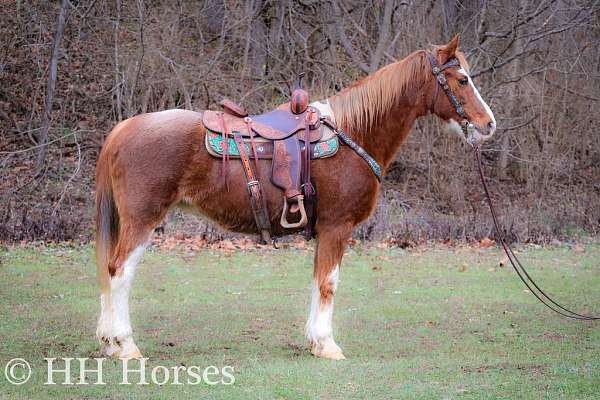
[97, 109, 208, 204]
[103, 109, 204, 152]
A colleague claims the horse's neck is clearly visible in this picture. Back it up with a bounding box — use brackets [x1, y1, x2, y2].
[366, 108, 423, 170]
[330, 83, 431, 172]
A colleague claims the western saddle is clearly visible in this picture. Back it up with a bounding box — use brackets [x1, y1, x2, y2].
[203, 74, 338, 243]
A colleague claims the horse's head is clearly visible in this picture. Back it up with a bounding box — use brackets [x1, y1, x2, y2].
[428, 35, 496, 145]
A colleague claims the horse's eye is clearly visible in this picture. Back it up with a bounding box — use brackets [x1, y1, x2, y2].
[458, 77, 468, 86]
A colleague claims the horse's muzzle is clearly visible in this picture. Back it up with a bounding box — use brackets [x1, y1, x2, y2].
[467, 122, 496, 145]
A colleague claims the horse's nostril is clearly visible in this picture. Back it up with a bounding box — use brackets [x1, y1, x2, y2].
[487, 121, 495, 129]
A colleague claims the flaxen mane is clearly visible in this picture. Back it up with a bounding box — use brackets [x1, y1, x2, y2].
[329, 49, 469, 135]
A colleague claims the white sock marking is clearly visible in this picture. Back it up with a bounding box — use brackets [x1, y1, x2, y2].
[306, 266, 339, 342]
[97, 245, 146, 344]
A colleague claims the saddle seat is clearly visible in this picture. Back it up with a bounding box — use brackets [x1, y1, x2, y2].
[203, 103, 323, 142]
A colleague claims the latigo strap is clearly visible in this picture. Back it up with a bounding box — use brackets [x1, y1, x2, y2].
[232, 131, 272, 244]
[219, 113, 231, 191]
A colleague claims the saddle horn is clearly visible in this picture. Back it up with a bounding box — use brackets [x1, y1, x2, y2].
[290, 72, 309, 115]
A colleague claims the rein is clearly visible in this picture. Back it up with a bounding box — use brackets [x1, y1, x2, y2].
[426, 51, 599, 320]
[474, 147, 599, 320]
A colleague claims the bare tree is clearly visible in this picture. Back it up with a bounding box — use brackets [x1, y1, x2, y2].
[34, 0, 69, 176]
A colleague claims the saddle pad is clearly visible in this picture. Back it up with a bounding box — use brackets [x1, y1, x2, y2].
[205, 130, 338, 160]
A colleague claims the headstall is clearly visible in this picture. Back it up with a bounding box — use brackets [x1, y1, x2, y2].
[426, 52, 475, 144]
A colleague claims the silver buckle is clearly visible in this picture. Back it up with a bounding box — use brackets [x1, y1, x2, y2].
[247, 180, 260, 194]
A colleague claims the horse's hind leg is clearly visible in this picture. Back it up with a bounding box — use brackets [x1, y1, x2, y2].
[96, 224, 154, 359]
[305, 223, 352, 360]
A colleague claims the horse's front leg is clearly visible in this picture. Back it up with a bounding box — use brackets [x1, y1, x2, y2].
[305, 223, 352, 360]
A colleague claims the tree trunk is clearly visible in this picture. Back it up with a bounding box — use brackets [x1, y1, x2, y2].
[35, 0, 69, 176]
[368, 0, 394, 73]
[250, 0, 268, 79]
[497, 0, 527, 180]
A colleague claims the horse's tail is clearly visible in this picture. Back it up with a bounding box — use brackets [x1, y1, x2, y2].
[95, 151, 118, 296]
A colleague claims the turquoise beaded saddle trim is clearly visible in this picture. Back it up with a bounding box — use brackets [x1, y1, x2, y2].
[205, 131, 339, 159]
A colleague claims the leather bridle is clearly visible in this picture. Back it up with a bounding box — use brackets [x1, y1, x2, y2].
[426, 52, 474, 143]
[427, 51, 599, 320]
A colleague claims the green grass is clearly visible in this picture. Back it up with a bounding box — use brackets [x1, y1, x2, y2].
[0, 242, 599, 399]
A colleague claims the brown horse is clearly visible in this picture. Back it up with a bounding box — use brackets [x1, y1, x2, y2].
[95, 35, 496, 360]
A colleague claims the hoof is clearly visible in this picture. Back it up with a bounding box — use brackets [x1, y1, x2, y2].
[311, 339, 346, 360]
[316, 349, 346, 360]
[119, 348, 143, 360]
[99, 336, 142, 359]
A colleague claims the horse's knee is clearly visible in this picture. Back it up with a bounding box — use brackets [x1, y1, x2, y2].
[317, 266, 340, 303]
[318, 281, 335, 303]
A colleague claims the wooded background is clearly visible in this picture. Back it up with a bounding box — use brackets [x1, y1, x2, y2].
[1, 0, 598, 243]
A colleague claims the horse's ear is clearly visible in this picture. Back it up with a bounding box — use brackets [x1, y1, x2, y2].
[438, 34, 460, 64]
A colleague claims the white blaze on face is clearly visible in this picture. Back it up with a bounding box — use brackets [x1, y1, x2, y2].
[457, 67, 496, 126]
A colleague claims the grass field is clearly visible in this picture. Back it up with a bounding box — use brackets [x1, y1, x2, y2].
[0, 241, 599, 399]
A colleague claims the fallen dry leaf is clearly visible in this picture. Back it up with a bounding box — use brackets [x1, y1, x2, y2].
[479, 237, 495, 248]
[458, 263, 468, 272]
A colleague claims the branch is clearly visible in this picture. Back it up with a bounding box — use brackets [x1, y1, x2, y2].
[51, 131, 82, 216]
[497, 114, 539, 132]
[332, 0, 370, 74]
[481, 0, 556, 42]
[471, 48, 533, 78]
[543, 78, 600, 102]
[0, 131, 84, 155]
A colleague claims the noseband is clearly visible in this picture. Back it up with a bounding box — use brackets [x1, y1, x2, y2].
[426, 52, 473, 142]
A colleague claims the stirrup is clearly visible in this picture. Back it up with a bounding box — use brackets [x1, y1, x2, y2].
[280, 195, 308, 229]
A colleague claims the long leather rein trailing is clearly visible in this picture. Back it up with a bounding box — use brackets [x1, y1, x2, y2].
[474, 147, 599, 320]
[427, 51, 599, 321]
